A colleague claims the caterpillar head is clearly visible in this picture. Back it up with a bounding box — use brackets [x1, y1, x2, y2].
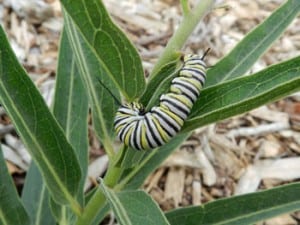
[124, 102, 145, 116]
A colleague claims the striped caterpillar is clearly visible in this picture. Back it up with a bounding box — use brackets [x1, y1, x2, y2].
[113, 52, 208, 150]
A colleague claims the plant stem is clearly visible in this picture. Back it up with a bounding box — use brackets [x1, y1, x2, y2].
[115, 149, 157, 191]
[103, 139, 115, 160]
[180, 0, 190, 16]
[150, 0, 214, 78]
[75, 188, 106, 225]
[76, 162, 122, 225]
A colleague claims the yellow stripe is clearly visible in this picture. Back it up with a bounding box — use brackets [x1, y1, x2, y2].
[159, 107, 184, 127]
[164, 93, 193, 108]
[123, 125, 134, 146]
[151, 116, 169, 142]
[140, 123, 148, 150]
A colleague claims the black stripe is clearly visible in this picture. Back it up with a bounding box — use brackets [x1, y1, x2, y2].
[172, 80, 199, 98]
[144, 115, 159, 148]
[152, 112, 173, 138]
[114, 117, 127, 127]
[180, 68, 206, 86]
[151, 109, 180, 133]
[132, 120, 141, 150]
[161, 98, 189, 119]
[118, 121, 132, 142]
[169, 94, 193, 109]
[179, 92, 194, 104]
[151, 115, 166, 145]
[184, 58, 206, 67]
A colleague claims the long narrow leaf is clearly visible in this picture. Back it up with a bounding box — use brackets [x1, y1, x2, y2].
[100, 182, 170, 225]
[0, 26, 81, 210]
[64, 13, 118, 154]
[0, 148, 30, 225]
[53, 26, 89, 201]
[50, 27, 90, 223]
[60, 0, 145, 101]
[206, 0, 300, 87]
[166, 182, 300, 225]
[21, 163, 55, 225]
[182, 56, 300, 132]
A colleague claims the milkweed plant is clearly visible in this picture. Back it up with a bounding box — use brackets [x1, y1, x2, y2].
[0, 0, 300, 225]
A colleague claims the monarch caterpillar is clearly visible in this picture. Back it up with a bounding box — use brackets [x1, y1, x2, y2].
[113, 51, 208, 150]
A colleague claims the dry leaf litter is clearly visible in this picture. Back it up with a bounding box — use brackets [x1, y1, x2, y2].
[1, 0, 300, 224]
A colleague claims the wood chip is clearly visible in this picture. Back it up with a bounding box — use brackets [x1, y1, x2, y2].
[250, 106, 289, 124]
[235, 157, 300, 195]
[84, 155, 109, 191]
[258, 139, 283, 158]
[264, 214, 297, 225]
[195, 146, 217, 186]
[164, 167, 185, 207]
[192, 179, 202, 205]
[227, 122, 290, 138]
[2, 144, 29, 170]
[144, 167, 165, 192]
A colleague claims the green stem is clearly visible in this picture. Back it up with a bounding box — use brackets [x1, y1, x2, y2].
[103, 139, 115, 160]
[75, 188, 106, 225]
[180, 0, 190, 16]
[76, 162, 122, 225]
[115, 149, 157, 191]
[150, 0, 214, 78]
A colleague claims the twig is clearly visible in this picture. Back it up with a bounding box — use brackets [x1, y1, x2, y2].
[227, 122, 290, 138]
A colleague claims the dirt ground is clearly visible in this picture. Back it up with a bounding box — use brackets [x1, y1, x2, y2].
[1, 0, 300, 224]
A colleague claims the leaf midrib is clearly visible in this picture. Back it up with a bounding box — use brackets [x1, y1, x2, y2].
[64, 15, 112, 149]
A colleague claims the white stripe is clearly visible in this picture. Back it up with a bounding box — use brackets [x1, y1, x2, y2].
[152, 112, 176, 137]
[145, 113, 165, 147]
[159, 95, 190, 120]
[151, 107, 182, 131]
[171, 83, 198, 101]
[118, 121, 134, 141]
[132, 120, 143, 150]
[172, 77, 199, 94]
[144, 113, 158, 148]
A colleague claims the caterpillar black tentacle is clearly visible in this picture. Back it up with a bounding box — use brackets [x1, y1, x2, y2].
[114, 53, 207, 150]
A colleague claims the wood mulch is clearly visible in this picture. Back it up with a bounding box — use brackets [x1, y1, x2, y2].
[1, 0, 300, 224]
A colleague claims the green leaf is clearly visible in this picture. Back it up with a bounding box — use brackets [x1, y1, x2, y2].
[0, 147, 30, 225]
[182, 56, 300, 132]
[50, 27, 90, 223]
[0, 26, 81, 211]
[64, 12, 118, 155]
[116, 146, 145, 169]
[21, 163, 55, 225]
[100, 182, 169, 225]
[165, 182, 300, 225]
[206, 0, 300, 87]
[60, 0, 145, 101]
[53, 26, 89, 200]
